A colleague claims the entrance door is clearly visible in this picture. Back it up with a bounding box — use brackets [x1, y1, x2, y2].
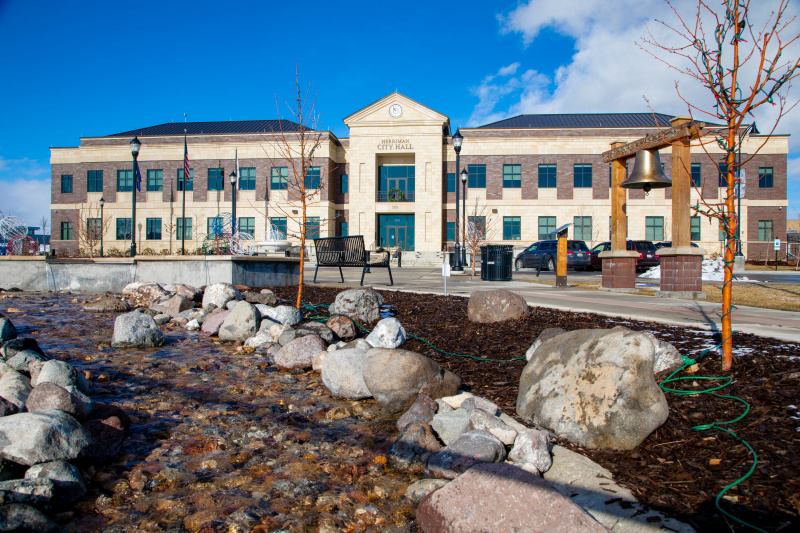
[378, 214, 415, 251]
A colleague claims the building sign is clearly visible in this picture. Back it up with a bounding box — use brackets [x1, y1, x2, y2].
[377, 139, 413, 151]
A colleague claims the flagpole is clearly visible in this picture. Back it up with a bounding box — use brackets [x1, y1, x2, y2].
[182, 130, 187, 255]
[130, 136, 141, 258]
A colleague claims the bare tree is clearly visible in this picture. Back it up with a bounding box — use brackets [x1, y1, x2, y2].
[641, 0, 800, 370]
[63, 203, 113, 259]
[461, 198, 498, 276]
[39, 216, 48, 238]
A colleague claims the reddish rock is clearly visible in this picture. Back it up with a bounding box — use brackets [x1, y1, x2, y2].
[200, 310, 231, 336]
[26, 382, 89, 420]
[122, 282, 170, 308]
[326, 315, 358, 341]
[175, 284, 203, 302]
[274, 335, 327, 370]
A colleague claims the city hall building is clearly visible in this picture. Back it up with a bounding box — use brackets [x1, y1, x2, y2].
[50, 92, 788, 261]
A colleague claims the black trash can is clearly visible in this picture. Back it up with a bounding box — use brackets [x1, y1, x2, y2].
[480, 245, 514, 281]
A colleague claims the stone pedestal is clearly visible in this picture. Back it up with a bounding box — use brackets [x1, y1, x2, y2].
[655, 247, 706, 299]
[733, 255, 745, 273]
[599, 250, 638, 292]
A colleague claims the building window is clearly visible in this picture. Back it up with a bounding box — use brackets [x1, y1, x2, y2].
[447, 221, 455, 241]
[238, 217, 255, 237]
[305, 217, 320, 240]
[238, 167, 255, 190]
[339, 221, 348, 237]
[117, 170, 133, 192]
[539, 164, 556, 188]
[503, 217, 521, 240]
[691, 163, 702, 188]
[176, 217, 192, 240]
[146, 218, 162, 240]
[538, 216, 556, 240]
[60, 221, 73, 240]
[270, 217, 287, 238]
[207, 216, 224, 236]
[758, 167, 773, 188]
[208, 168, 224, 191]
[271, 167, 287, 190]
[177, 168, 193, 191]
[116, 218, 132, 240]
[691, 216, 701, 241]
[646, 216, 664, 241]
[467, 164, 486, 188]
[146, 169, 163, 192]
[378, 165, 415, 201]
[86, 218, 102, 240]
[468, 216, 486, 239]
[61, 175, 73, 194]
[305, 167, 321, 190]
[718, 163, 728, 187]
[574, 216, 592, 240]
[503, 164, 521, 188]
[87, 170, 103, 192]
[574, 164, 592, 188]
[758, 220, 774, 241]
[447, 173, 456, 193]
[340, 174, 348, 194]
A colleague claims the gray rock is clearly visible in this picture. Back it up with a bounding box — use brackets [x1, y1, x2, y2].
[469, 408, 517, 445]
[5, 350, 46, 376]
[467, 289, 529, 324]
[459, 396, 499, 415]
[25, 382, 91, 420]
[0, 318, 17, 343]
[344, 338, 372, 352]
[434, 399, 454, 414]
[365, 317, 407, 348]
[260, 305, 303, 326]
[244, 331, 274, 350]
[153, 314, 171, 326]
[202, 282, 242, 310]
[150, 294, 194, 316]
[0, 503, 62, 532]
[243, 291, 277, 306]
[122, 281, 170, 308]
[0, 367, 31, 410]
[0, 410, 91, 465]
[646, 331, 685, 374]
[274, 335, 326, 370]
[387, 421, 442, 472]
[296, 322, 335, 344]
[508, 428, 553, 474]
[34, 360, 90, 396]
[397, 395, 437, 432]
[0, 338, 45, 361]
[111, 310, 165, 348]
[517, 328, 669, 450]
[328, 287, 384, 323]
[417, 462, 609, 533]
[426, 429, 506, 480]
[174, 283, 203, 302]
[362, 348, 461, 415]
[405, 478, 449, 505]
[525, 327, 567, 361]
[430, 408, 472, 445]
[320, 348, 371, 399]
[173, 307, 209, 323]
[0, 478, 55, 506]
[225, 300, 237, 310]
[200, 309, 230, 335]
[185, 319, 200, 331]
[83, 297, 131, 313]
[24, 460, 86, 505]
[278, 329, 297, 346]
[218, 301, 260, 342]
[0, 398, 18, 417]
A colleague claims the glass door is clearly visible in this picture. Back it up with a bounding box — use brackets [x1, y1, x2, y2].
[378, 214, 415, 251]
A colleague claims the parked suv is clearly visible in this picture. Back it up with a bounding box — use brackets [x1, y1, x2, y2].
[655, 241, 700, 249]
[589, 240, 660, 271]
[515, 240, 591, 271]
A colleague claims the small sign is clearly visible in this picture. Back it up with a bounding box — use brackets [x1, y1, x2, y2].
[442, 263, 451, 277]
[774, 238, 781, 251]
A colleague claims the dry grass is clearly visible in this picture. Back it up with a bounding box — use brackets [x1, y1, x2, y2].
[745, 263, 800, 272]
[530, 280, 800, 312]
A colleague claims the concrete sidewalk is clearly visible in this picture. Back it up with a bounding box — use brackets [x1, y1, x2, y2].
[307, 266, 800, 343]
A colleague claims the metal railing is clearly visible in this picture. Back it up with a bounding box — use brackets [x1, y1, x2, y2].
[376, 190, 415, 202]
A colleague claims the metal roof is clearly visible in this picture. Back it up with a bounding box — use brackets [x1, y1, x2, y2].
[104, 119, 309, 138]
[477, 113, 675, 129]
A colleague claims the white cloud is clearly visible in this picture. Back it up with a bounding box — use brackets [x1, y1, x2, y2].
[0, 156, 51, 231]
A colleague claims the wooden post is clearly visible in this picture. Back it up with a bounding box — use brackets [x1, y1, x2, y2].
[600, 141, 638, 291]
[671, 117, 691, 248]
[556, 229, 568, 287]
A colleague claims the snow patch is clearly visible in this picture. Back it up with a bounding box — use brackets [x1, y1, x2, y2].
[640, 258, 759, 282]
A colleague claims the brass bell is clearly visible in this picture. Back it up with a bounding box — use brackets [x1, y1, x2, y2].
[620, 149, 672, 193]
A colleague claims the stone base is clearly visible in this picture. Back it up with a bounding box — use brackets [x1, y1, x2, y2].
[599, 253, 637, 290]
[599, 287, 639, 293]
[659, 254, 703, 293]
[655, 290, 707, 299]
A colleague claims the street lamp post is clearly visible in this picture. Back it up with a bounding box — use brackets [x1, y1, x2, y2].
[130, 136, 141, 257]
[99, 197, 105, 258]
[452, 130, 463, 271]
[229, 170, 237, 234]
[461, 168, 468, 266]
[736, 122, 758, 257]
[138, 223, 142, 254]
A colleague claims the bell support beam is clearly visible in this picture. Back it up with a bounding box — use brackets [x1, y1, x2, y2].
[600, 141, 639, 292]
[601, 122, 704, 163]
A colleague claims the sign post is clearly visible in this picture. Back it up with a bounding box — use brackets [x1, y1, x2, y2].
[442, 262, 451, 296]
[774, 238, 781, 271]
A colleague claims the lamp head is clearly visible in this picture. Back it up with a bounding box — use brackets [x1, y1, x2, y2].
[452, 130, 463, 153]
[460, 168, 468, 184]
[229, 170, 237, 184]
[130, 136, 141, 156]
[99, 197, 105, 207]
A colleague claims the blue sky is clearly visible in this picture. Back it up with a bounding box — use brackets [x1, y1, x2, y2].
[1, 0, 798, 229]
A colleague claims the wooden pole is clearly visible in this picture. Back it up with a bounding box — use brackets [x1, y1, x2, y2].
[611, 142, 628, 252]
[670, 117, 692, 248]
[556, 231, 568, 287]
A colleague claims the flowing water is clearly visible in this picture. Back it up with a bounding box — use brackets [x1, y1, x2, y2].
[1, 292, 420, 533]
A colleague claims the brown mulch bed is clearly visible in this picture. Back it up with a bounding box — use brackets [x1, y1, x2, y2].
[270, 284, 800, 532]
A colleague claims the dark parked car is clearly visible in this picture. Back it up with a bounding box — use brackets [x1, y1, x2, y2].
[589, 240, 660, 271]
[515, 240, 590, 271]
[655, 241, 700, 249]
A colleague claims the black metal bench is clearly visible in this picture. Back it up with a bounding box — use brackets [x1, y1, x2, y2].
[312, 235, 393, 286]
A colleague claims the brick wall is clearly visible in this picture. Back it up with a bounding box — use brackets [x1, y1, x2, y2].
[747, 205, 787, 259]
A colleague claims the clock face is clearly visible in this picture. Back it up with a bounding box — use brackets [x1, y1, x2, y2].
[389, 104, 402, 118]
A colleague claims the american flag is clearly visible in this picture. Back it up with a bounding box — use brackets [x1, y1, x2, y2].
[183, 133, 190, 190]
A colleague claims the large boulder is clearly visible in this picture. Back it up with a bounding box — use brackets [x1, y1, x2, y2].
[0, 318, 17, 343]
[150, 294, 194, 316]
[24, 460, 86, 505]
[0, 503, 62, 532]
[83, 297, 131, 313]
[200, 309, 230, 336]
[6, 349, 47, 375]
[174, 283, 203, 302]
[202, 283, 242, 310]
[243, 291, 277, 306]
[274, 335, 327, 371]
[0, 478, 55, 506]
[365, 318, 407, 348]
[426, 429, 506, 480]
[122, 281, 170, 308]
[320, 348, 371, 399]
[0, 365, 31, 410]
[362, 348, 461, 414]
[328, 287, 383, 323]
[111, 310, 165, 348]
[218, 301, 260, 342]
[467, 289, 529, 324]
[259, 305, 303, 326]
[417, 462, 609, 533]
[516, 328, 669, 450]
[1, 338, 46, 361]
[0, 410, 91, 465]
[26, 383, 91, 420]
[33, 360, 91, 396]
[525, 327, 567, 361]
